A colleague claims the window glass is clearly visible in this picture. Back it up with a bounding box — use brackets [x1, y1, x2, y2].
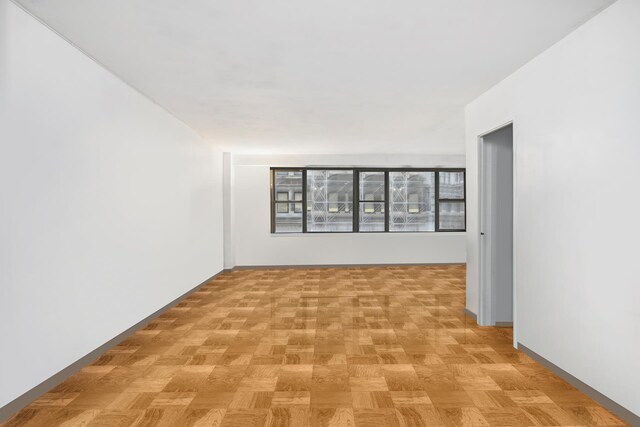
[274, 170, 302, 233]
[359, 172, 385, 232]
[307, 170, 353, 232]
[439, 171, 464, 199]
[359, 202, 385, 232]
[389, 171, 435, 232]
[359, 172, 385, 201]
[439, 201, 465, 230]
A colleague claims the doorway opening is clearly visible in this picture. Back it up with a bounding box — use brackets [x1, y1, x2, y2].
[479, 123, 514, 337]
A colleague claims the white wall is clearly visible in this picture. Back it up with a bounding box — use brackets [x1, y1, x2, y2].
[232, 154, 466, 266]
[222, 153, 235, 269]
[465, 0, 640, 415]
[0, 1, 223, 408]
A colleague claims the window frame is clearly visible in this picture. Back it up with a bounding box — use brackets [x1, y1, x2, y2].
[270, 167, 465, 234]
[270, 167, 304, 234]
[356, 170, 389, 233]
[436, 170, 467, 232]
[388, 169, 437, 233]
[304, 167, 355, 234]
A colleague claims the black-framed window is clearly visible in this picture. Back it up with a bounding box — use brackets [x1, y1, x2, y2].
[272, 169, 303, 233]
[438, 171, 466, 231]
[271, 168, 465, 233]
[358, 171, 386, 232]
[306, 169, 354, 232]
[390, 171, 435, 232]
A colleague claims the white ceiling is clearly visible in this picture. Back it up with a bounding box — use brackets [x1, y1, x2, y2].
[16, 0, 615, 154]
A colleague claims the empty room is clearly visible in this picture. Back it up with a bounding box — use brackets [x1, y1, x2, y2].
[1, 0, 639, 425]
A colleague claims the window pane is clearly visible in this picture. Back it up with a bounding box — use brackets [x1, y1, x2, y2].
[359, 201, 385, 232]
[274, 170, 302, 199]
[439, 171, 464, 199]
[275, 203, 302, 233]
[276, 202, 289, 213]
[273, 170, 303, 233]
[307, 170, 353, 232]
[359, 172, 385, 201]
[439, 201, 465, 230]
[389, 171, 435, 232]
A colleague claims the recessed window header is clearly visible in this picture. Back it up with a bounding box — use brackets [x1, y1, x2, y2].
[271, 167, 465, 234]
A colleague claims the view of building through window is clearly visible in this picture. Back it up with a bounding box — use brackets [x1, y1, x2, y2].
[390, 171, 435, 232]
[307, 170, 354, 232]
[271, 168, 465, 233]
[359, 171, 385, 232]
[438, 171, 466, 230]
[273, 170, 303, 233]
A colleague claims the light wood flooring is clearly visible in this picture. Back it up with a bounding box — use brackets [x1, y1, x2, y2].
[2, 265, 627, 426]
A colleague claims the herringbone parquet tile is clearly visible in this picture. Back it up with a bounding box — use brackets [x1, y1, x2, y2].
[2, 266, 628, 426]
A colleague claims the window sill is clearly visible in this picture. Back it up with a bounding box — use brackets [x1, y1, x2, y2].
[270, 231, 466, 237]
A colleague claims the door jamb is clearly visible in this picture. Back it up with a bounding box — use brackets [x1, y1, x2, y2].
[477, 121, 517, 348]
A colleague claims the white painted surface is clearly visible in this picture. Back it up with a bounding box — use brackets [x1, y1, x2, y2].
[222, 152, 235, 269]
[232, 154, 466, 266]
[14, 0, 614, 154]
[466, 0, 640, 414]
[479, 125, 513, 326]
[0, 1, 223, 407]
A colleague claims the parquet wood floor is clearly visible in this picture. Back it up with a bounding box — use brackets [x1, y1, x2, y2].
[2, 265, 628, 426]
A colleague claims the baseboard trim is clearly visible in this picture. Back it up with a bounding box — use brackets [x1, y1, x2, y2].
[229, 262, 464, 271]
[0, 270, 225, 423]
[463, 308, 478, 322]
[518, 343, 639, 425]
[494, 321, 513, 327]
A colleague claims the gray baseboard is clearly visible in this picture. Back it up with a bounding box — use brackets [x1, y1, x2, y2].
[0, 270, 225, 423]
[462, 309, 511, 328]
[463, 307, 478, 322]
[518, 343, 639, 426]
[230, 262, 464, 271]
[494, 321, 513, 327]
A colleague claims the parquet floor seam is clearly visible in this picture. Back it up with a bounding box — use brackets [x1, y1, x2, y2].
[1, 266, 628, 426]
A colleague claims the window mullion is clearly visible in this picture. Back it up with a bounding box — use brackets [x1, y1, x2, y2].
[384, 171, 389, 232]
[435, 171, 440, 232]
[463, 169, 467, 231]
[353, 170, 359, 232]
[302, 169, 307, 233]
[270, 169, 275, 233]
